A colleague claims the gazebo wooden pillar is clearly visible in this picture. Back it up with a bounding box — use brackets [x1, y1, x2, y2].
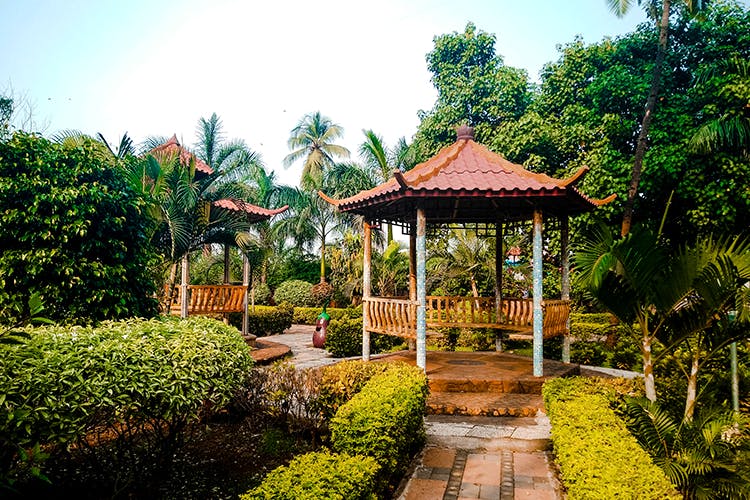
[320, 126, 614, 376]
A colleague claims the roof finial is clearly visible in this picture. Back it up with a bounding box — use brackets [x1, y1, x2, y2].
[456, 125, 474, 141]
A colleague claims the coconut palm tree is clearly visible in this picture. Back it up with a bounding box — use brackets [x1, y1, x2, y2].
[283, 111, 350, 189]
[195, 113, 262, 183]
[359, 130, 399, 242]
[606, 0, 707, 236]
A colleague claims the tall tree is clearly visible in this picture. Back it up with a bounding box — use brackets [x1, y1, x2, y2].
[283, 111, 350, 189]
[195, 113, 263, 184]
[413, 23, 531, 161]
[359, 130, 398, 242]
[606, 0, 706, 236]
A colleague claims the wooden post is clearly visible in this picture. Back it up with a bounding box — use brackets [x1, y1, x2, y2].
[242, 252, 250, 337]
[180, 253, 189, 319]
[532, 209, 544, 377]
[362, 221, 372, 361]
[560, 215, 571, 363]
[223, 244, 231, 325]
[495, 222, 504, 352]
[408, 224, 417, 351]
[416, 208, 427, 371]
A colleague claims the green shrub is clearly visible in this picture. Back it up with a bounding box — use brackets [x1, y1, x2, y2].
[325, 318, 402, 358]
[230, 303, 293, 336]
[318, 361, 391, 418]
[310, 281, 335, 306]
[293, 306, 362, 325]
[569, 312, 613, 325]
[330, 363, 428, 485]
[252, 283, 272, 305]
[0, 316, 253, 483]
[542, 377, 679, 500]
[241, 451, 379, 500]
[273, 280, 314, 307]
[0, 132, 158, 324]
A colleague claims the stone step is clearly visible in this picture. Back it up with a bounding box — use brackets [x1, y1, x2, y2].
[424, 414, 551, 452]
[428, 377, 545, 395]
[428, 392, 544, 417]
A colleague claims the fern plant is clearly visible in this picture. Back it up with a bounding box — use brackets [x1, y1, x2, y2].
[625, 397, 750, 499]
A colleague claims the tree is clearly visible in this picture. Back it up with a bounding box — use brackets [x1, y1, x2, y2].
[359, 130, 401, 242]
[413, 22, 531, 161]
[195, 113, 263, 183]
[605, 0, 707, 236]
[428, 229, 494, 298]
[283, 111, 350, 189]
[0, 132, 158, 323]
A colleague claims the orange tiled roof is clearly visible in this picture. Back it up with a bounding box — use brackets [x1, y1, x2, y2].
[321, 126, 615, 223]
[149, 135, 213, 175]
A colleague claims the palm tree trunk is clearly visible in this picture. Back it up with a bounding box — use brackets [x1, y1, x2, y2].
[642, 336, 657, 401]
[163, 262, 179, 312]
[684, 354, 700, 420]
[320, 238, 326, 283]
[387, 223, 393, 244]
[621, 0, 671, 236]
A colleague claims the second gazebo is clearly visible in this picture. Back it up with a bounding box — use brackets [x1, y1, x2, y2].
[320, 126, 614, 376]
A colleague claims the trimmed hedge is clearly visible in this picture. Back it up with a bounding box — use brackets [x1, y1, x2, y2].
[330, 363, 429, 483]
[241, 451, 379, 500]
[318, 360, 391, 418]
[293, 306, 362, 325]
[542, 377, 679, 499]
[569, 312, 614, 325]
[0, 316, 253, 480]
[326, 318, 403, 358]
[230, 303, 294, 336]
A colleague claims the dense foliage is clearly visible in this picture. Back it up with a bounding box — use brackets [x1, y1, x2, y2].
[229, 303, 294, 336]
[0, 316, 253, 488]
[0, 132, 158, 323]
[325, 318, 404, 358]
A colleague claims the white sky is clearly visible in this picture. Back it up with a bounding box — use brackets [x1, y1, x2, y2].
[1, 0, 651, 188]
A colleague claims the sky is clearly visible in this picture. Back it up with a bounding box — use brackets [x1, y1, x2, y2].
[1, 0, 650, 188]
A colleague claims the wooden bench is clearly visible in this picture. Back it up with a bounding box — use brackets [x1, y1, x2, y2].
[166, 285, 247, 315]
[500, 298, 570, 340]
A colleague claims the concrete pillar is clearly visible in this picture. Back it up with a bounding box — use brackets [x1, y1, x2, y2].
[416, 208, 427, 371]
[495, 222, 504, 351]
[362, 221, 372, 361]
[408, 224, 417, 351]
[180, 253, 189, 319]
[532, 209, 544, 377]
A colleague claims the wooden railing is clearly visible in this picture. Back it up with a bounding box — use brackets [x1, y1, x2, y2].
[425, 296, 499, 328]
[364, 296, 570, 340]
[166, 285, 247, 315]
[363, 297, 417, 339]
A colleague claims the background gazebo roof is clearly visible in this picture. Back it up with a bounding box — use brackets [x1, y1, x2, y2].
[213, 198, 288, 223]
[149, 135, 214, 176]
[321, 126, 615, 225]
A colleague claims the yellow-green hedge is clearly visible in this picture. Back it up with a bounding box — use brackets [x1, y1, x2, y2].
[542, 377, 679, 499]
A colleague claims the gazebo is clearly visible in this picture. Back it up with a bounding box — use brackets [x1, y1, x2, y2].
[321, 126, 614, 376]
[153, 136, 288, 337]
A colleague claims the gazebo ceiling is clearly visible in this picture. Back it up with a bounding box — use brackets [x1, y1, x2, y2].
[320, 126, 615, 225]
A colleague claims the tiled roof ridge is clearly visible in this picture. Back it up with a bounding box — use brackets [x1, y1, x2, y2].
[469, 141, 560, 185]
[405, 140, 464, 186]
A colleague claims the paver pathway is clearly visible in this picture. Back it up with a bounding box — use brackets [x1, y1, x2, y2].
[270, 325, 564, 499]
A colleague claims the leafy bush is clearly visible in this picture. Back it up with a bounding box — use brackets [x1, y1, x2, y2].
[0, 316, 253, 485]
[292, 305, 362, 325]
[0, 132, 158, 324]
[542, 377, 679, 499]
[330, 363, 428, 486]
[230, 303, 294, 336]
[273, 280, 314, 307]
[241, 451, 379, 500]
[325, 318, 403, 358]
[252, 283, 272, 305]
[569, 312, 613, 325]
[318, 361, 391, 419]
[231, 363, 325, 437]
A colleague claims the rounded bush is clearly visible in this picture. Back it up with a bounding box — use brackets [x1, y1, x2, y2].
[273, 280, 314, 307]
[325, 319, 402, 358]
[252, 282, 272, 305]
[310, 281, 334, 306]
